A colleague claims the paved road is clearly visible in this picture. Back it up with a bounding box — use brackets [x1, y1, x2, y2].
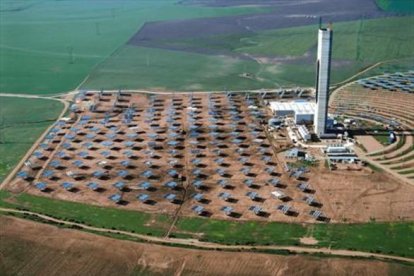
[0, 208, 413, 263]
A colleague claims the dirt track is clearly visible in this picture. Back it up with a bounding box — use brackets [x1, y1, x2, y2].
[1, 215, 413, 276]
[1, 208, 413, 264]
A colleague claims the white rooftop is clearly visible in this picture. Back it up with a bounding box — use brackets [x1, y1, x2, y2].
[270, 100, 316, 115]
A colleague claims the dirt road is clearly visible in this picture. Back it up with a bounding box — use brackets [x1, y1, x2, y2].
[4, 215, 410, 276]
[1, 207, 412, 263]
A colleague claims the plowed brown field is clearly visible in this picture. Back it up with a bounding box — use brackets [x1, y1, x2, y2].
[1, 216, 413, 276]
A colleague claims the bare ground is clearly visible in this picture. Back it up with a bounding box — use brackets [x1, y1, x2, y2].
[1, 215, 413, 276]
[355, 135, 384, 153]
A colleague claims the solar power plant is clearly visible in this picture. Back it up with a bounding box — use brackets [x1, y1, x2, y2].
[297, 182, 311, 192]
[303, 195, 319, 206]
[61, 182, 75, 191]
[192, 205, 205, 215]
[139, 181, 152, 190]
[87, 182, 100, 191]
[309, 209, 326, 220]
[137, 193, 150, 203]
[193, 193, 204, 202]
[17, 171, 30, 180]
[249, 205, 263, 215]
[12, 92, 325, 222]
[358, 72, 414, 93]
[277, 204, 293, 215]
[164, 193, 178, 202]
[221, 206, 234, 216]
[35, 182, 48, 191]
[108, 193, 122, 203]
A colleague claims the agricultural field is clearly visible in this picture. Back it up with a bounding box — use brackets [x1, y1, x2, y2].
[2, 0, 413, 95]
[0, 97, 63, 181]
[376, 0, 414, 12]
[82, 46, 270, 92]
[0, 0, 265, 94]
[83, 16, 414, 91]
[2, 216, 413, 276]
[1, 190, 414, 258]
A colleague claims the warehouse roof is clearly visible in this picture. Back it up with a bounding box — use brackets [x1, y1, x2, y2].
[269, 100, 316, 115]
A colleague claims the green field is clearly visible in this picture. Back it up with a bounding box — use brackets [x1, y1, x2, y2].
[82, 45, 276, 91]
[238, 16, 414, 61]
[1, 0, 413, 93]
[370, 132, 391, 145]
[1, 190, 413, 257]
[376, 0, 414, 12]
[358, 57, 414, 80]
[0, 0, 265, 94]
[0, 97, 63, 181]
[83, 16, 414, 91]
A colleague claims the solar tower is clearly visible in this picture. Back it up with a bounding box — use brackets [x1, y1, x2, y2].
[314, 25, 333, 137]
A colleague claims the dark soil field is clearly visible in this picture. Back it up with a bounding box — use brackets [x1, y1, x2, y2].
[129, 0, 389, 51]
[1, 215, 413, 276]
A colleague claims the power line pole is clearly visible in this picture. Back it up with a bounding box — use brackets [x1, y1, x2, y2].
[356, 15, 364, 62]
[0, 115, 5, 144]
[95, 22, 101, 36]
[67, 46, 74, 64]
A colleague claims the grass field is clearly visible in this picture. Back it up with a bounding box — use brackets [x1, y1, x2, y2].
[83, 16, 414, 91]
[358, 57, 414, 80]
[1, 190, 413, 257]
[0, 97, 63, 181]
[1, 1, 413, 93]
[82, 45, 276, 91]
[238, 16, 414, 61]
[370, 132, 391, 145]
[376, 0, 414, 12]
[0, 0, 265, 94]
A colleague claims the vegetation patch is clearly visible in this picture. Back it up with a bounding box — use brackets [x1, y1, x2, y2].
[0, 190, 170, 236]
[376, 0, 414, 13]
[0, 97, 63, 181]
[1, 191, 413, 258]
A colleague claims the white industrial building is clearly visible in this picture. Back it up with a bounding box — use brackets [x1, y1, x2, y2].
[269, 100, 316, 124]
[297, 125, 311, 141]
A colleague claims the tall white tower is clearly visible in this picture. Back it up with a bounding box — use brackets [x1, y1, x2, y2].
[314, 27, 332, 137]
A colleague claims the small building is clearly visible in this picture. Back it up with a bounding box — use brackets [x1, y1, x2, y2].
[271, 190, 288, 200]
[269, 100, 316, 124]
[297, 125, 311, 141]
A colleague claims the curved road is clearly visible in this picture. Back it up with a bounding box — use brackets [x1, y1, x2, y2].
[0, 208, 412, 264]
